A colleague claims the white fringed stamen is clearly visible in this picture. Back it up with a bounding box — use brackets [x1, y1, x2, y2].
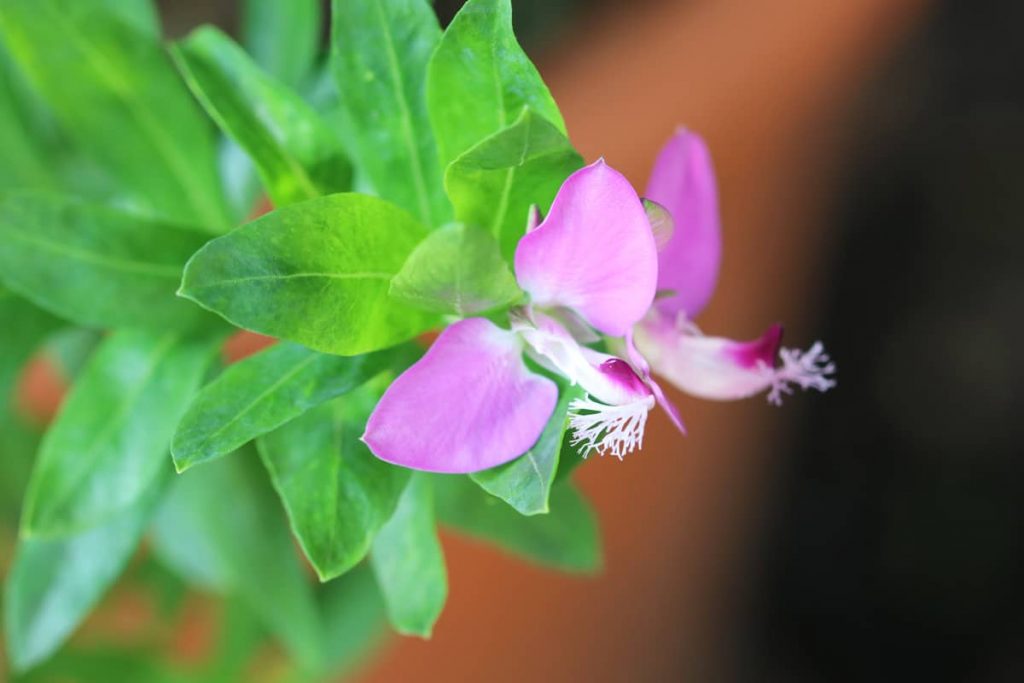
[766, 342, 836, 406]
[568, 394, 656, 459]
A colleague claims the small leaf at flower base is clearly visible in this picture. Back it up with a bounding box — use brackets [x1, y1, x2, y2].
[172, 26, 351, 208]
[150, 455, 324, 672]
[172, 341, 416, 472]
[3, 469, 168, 673]
[0, 0, 231, 230]
[179, 193, 438, 356]
[427, 0, 566, 168]
[371, 473, 447, 637]
[0, 193, 213, 330]
[389, 223, 523, 316]
[241, 0, 321, 87]
[257, 394, 410, 581]
[20, 328, 222, 537]
[642, 198, 675, 250]
[554, 437, 591, 483]
[330, 0, 448, 226]
[445, 108, 583, 261]
[471, 383, 581, 516]
[433, 475, 601, 572]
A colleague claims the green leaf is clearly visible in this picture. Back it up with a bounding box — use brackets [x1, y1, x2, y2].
[242, 0, 321, 88]
[172, 26, 351, 208]
[0, 0, 230, 230]
[433, 475, 601, 572]
[3, 469, 167, 673]
[471, 383, 581, 516]
[179, 193, 437, 355]
[20, 328, 222, 537]
[0, 51, 55, 192]
[150, 455, 324, 671]
[173, 341, 415, 472]
[317, 565, 387, 677]
[0, 192, 212, 330]
[426, 0, 566, 169]
[370, 473, 447, 637]
[97, 0, 159, 39]
[389, 222, 522, 316]
[257, 394, 410, 581]
[330, 0, 448, 226]
[445, 108, 583, 260]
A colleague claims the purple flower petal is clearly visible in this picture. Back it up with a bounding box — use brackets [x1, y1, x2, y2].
[363, 318, 558, 473]
[634, 313, 836, 404]
[645, 129, 722, 319]
[624, 330, 685, 434]
[514, 159, 658, 336]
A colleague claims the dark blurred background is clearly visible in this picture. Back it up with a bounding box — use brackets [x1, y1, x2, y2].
[87, 0, 1024, 680]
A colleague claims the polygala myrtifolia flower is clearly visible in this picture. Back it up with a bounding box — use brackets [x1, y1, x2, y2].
[363, 130, 835, 474]
[363, 159, 677, 473]
[629, 129, 836, 406]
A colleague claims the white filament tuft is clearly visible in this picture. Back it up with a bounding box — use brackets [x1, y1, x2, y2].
[766, 342, 837, 406]
[568, 394, 656, 460]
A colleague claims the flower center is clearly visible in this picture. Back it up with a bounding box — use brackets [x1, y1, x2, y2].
[568, 394, 656, 459]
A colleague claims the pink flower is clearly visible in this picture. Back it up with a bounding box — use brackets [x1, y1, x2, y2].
[364, 160, 676, 473]
[631, 129, 835, 405]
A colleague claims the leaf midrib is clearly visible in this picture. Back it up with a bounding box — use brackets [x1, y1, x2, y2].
[1, 226, 184, 279]
[24, 331, 181, 535]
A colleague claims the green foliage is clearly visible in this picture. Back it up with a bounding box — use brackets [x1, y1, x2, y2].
[180, 193, 438, 355]
[0, 0, 613, 677]
[173, 26, 352, 208]
[173, 341, 414, 471]
[0, 193, 211, 330]
[20, 329, 222, 537]
[0, 0, 230, 230]
[427, 0, 566, 169]
[151, 455, 324, 672]
[390, 222, 523, 315]
[4, 470, 168, 673]
[371, 473, 447, 637]
[241, 0, 322, 88]
[446, 108, 583, 259]
[471, 383, 582, 515]
[434, 475, 602, 572]
[330, 0, 449, 226]
[257, 394, 410, 581]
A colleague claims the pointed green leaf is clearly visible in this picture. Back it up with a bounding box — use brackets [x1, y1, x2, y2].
[4, 470, 167, 673]
[318, 565, 388, 677]
[172, 26, 351, 208]
[389, 222, 522, 316]
[471, 383, 581, 516]
[434, 475, 601, 572]
[242, 0, 321, 87]
[257, 393, 410, 581]
[445, 108, 583, 260]
[179, 193, 437, 355]
[151, 455, 324, 671]
[0, 0, 230, 230]
[173, 341, 416, 471]
[330, 0, 448, 226]
[20, 329, 222, 537]
[0, 193, 212, 329]
[371, 473, 447, 637]
[427, 0, 565, 169]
